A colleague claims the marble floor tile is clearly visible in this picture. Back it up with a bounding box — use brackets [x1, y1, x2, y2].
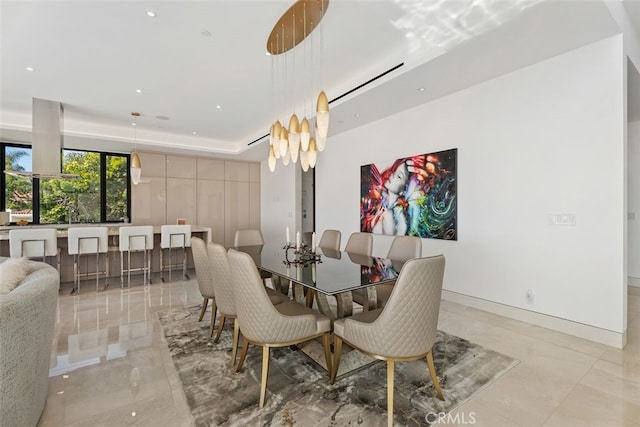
[35, 275, 640, 426]
[543, 383, 640, 427]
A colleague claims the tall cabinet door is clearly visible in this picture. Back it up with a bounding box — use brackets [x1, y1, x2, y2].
[198, 180, 225, 245]
[224, 181, 250, 247]
[166, 155, 197, 225]
[249, 163, 261, 230]
[131, 152, 167, 226]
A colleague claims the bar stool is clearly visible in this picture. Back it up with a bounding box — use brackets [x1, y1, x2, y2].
[67, 226, 109, 295]
[160, 224, 191, 282]
[9, 228, 60, 272]
[119, 225, 154, 288]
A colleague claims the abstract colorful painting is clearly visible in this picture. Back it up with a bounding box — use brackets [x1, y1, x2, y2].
[360, 148, 457, 240]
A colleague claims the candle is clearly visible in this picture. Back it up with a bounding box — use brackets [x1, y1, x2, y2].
[296, 231, 301, 250]
[286, 227, 290, 245]
[311, 232, 316, 252]
[312, 263, 316, 283]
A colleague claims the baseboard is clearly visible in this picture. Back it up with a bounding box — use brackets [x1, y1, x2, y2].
[442, 290, 627, 349]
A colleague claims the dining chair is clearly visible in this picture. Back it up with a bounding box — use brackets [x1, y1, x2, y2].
[228, 249, 332, 409]
[9, 228, 60, 272]
[330, 255, 446, 427]
[160, 224, 191, 282]
[344, 232, 374, 309]
[191, 237, 217, 339]
[234, 229, 288, 294]
[344, 232, 373, 256]
[233, 229, 264, 247]
[375, 235, 422, 307]
[318, 229, 341, 251]
[208, 243, 285, 366]
[118, 225, 154, 287]
[67, 226, 110, 295]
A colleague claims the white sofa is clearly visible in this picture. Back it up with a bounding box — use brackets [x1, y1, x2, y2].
[0, 257, 59, 427]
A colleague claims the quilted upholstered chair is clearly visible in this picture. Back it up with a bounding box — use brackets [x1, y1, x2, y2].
[191, 237, 217, 339]
[233, 229, 273, 281]
[318, 229, 341, 251]
[344, 232, 373, 256]
[354, 235, 422, 308]
[331, 255, 446, 427]
[208, 243, 284, 366]
[228, 249, 332, 409]
[206, 242, 239, 363]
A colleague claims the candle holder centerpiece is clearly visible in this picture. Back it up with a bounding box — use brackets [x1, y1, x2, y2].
[283, 242, 322, 266]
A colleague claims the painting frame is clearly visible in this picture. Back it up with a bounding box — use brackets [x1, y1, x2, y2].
[360, 148, 457, 240]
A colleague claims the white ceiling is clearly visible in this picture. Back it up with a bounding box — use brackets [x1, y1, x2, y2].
[1, 0, 638, 162]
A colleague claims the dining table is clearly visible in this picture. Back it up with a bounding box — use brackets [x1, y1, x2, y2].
[234, 243, 403, 319]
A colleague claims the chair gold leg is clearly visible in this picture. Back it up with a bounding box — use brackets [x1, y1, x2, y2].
[236, 339, 249, 373]
[214, 315, 226, 344]
[231, 319, 240, 366]
[198, 298, 209, 321]
[426, 350, 445, 401]
[259, 346, 270, 409]
[208, 301, 217, 339]
[330, 336, 343, 384]
[387, 360, 395, 427]
[322, 333, 332, 376]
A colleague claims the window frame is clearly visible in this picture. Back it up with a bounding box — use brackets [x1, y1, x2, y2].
[1, 142, 132, 225]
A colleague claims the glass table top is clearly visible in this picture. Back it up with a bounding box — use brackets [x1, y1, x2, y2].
[233, 243, 403, 296]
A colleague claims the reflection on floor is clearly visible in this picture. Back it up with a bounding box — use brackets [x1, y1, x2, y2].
[38, 275, 640, 426]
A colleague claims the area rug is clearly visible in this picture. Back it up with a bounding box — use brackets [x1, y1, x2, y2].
[157, 305, 518, 426]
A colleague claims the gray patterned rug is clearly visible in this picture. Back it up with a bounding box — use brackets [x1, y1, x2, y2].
[157, 305, 518, 426]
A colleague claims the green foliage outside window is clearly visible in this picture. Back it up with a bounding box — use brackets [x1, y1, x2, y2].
[3, 144, 129, 224]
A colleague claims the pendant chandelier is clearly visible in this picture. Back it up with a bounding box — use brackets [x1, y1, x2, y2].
[266, 0, 330, 173]
[130, 112, 142, 185]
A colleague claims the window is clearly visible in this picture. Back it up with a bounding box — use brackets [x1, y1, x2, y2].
[1, 143, 130, 224]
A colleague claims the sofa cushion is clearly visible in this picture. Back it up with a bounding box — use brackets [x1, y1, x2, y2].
[0, 257, 29, 294]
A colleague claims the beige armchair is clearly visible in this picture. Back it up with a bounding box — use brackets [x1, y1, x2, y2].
[233, 229, 277, 287]
[344, 232, 373, 255]
[207, 242, 282, 366]
[206, 242, 240, 365]
[191, 237, 217, 339]
[318, 229, 341, 251]
[355, 235, 422, 308]
[331, 255, 446, 427]
[228, 249, 332, 409]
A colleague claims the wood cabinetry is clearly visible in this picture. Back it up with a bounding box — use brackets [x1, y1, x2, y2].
[131, 154, 260, 247]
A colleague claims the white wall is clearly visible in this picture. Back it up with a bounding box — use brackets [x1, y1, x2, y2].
[263, 35, 627, 338]
[628, 120, 640, 285]
[260, 161, 298, 246]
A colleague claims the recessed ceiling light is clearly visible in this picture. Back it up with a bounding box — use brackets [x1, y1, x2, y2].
[145, 11, 156, 18]
[354, 113, 360, 118]
[131, 122, 137, 126]
[56, 391, 64, 395]
[26, 66, 35, 72]
[136, 89, 142, 93]
[418, 87, 426, 92]
[192, 131, 197, 135]
[216, 105, 221, 109]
